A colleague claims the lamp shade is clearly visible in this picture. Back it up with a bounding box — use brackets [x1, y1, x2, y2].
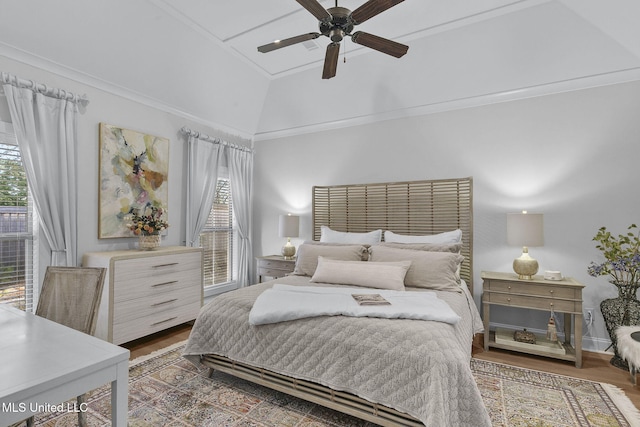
[507, 212, 544, 247]
[278, 214, 299, 238]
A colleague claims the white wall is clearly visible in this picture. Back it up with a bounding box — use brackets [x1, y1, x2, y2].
[253, 79, 640, 352]
[0, 55, 251, 277]
[3, 52, 640, 353]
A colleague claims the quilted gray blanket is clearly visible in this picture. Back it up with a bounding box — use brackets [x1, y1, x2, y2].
[183, 276, 491, 426]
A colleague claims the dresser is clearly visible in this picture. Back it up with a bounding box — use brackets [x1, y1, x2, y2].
[82, 246, 203, 345]
[256, 255, 296, 282]
[482, 271, 584, 367]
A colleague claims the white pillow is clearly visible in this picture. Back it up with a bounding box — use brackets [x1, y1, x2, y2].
[384, 229, 462, 244]
[320, 225, 382, 245]
[310, 256, 410, 291]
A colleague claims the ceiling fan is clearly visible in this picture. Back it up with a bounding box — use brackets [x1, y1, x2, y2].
[257, 0, 408, 79]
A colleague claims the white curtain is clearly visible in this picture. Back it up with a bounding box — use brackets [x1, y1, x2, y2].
[228, 148, 253, 287]
[185, 135, 224, 247]
[1, 73, 82, 266]
[183, 127, 254, 288]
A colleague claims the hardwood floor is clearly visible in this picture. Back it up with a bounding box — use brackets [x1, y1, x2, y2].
[122, 324, 640, 411]
[122, 323, 192, 360]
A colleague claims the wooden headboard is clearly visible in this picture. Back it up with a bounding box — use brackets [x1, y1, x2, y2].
[312, 177, 473, 291]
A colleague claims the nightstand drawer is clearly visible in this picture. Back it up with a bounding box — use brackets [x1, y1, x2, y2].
[484, 292, 581, 313]
[486, 280, 578, 299]
[259, 259, 292, 271]
[256, 256, 296, 282]
[259, 267, 290, 277]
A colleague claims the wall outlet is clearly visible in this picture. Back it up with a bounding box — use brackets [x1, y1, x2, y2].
[585, 308, 595, 326]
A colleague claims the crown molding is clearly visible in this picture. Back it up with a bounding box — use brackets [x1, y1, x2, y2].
[0, 42, 255, 141]
[4, 41, 640, 145]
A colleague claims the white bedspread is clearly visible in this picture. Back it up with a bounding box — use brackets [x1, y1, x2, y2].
[249, 284, 461, 325]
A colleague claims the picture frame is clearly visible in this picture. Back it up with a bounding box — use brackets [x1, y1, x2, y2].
[98, 123, 169, 239]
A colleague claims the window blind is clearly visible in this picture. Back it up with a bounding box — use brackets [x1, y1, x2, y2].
[200, 178, 234, 287]
[0, 121, 37, 311]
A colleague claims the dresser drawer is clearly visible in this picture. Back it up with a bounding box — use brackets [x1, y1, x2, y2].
[485, 280, 578, 299]
[113, 288, 201, 323]
[113, 262, 201, 302]
[113, 299, 200, 344]
[483, 291, 581, 313]
[113, 250, 199, 281]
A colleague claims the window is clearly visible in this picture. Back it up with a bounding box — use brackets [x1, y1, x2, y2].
[0, 121, 38, 311]
[199, 177, 235, 293]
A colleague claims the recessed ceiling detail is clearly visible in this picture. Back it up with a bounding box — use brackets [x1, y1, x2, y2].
[1, 0, 639, 139]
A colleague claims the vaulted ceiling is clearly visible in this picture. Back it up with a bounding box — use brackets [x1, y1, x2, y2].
[1, 0, 639, 141]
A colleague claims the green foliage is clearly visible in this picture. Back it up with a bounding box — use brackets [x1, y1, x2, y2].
[588, 224, 640, 285]
[0, 144, 28, 207]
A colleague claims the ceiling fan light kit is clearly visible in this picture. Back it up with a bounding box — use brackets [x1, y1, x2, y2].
[257, 0, 408, 79]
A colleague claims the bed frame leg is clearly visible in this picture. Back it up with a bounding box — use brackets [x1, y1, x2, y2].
[207, 368, 214, 378]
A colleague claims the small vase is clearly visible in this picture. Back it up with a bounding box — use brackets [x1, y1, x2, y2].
[600, 281, 640, 369]
[138, 234, 160, 250]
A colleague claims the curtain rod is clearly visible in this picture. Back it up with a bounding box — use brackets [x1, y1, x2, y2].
[181, 126, 253, 153]
[0, 71, 89, 106]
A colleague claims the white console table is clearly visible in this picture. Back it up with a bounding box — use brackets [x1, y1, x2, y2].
[0, 304, 130, 426]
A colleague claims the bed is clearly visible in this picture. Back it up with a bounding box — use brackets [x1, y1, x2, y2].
[183, 177, 491, 426]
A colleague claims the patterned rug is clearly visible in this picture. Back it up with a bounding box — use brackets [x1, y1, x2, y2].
[28, 342, 640, 427]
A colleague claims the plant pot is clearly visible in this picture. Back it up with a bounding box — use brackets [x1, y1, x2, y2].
[139, 234, 160, 251]
[600, 282, 640, 369]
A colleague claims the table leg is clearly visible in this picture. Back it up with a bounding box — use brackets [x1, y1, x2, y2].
[111, 359, 129, 426]
[483, 301, 490, 351]
[574, 313, 582, 368]
[563, 313, 571, 345]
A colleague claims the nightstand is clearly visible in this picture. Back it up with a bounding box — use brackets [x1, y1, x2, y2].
[481, 271, 585, 368]
[256, 255, 296, 282]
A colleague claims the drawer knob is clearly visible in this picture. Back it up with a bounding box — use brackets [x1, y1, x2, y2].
[549, 290, 554, 294]
[508, 286, 511, 290]
[507, 298, 511, 302]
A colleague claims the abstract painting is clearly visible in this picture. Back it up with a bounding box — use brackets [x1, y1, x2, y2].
[98, 123, 169, 238]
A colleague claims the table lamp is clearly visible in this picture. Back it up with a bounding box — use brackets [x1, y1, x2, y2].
[507, 211, 544, 279]
[279, 214, 299, 260]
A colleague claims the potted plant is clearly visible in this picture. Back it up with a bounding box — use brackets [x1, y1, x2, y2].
[125, 205, 169, 250]
[588, 224, 640, 368]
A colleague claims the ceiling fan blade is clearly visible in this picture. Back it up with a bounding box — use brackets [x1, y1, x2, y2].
[295, 0, 332, 22]
[322, 43, 340, 79]
[351, 0, 404, 24]
[258, 33, 320, 53]
[351, 31, 408, 58]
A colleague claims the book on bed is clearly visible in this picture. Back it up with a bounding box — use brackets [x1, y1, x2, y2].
[352, 294, 391, 305]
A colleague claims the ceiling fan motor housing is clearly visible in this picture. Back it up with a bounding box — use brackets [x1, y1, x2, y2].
[320, 6, 354, 42]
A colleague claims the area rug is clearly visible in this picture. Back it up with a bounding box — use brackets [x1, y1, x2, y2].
[29, 342, 640, 427]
